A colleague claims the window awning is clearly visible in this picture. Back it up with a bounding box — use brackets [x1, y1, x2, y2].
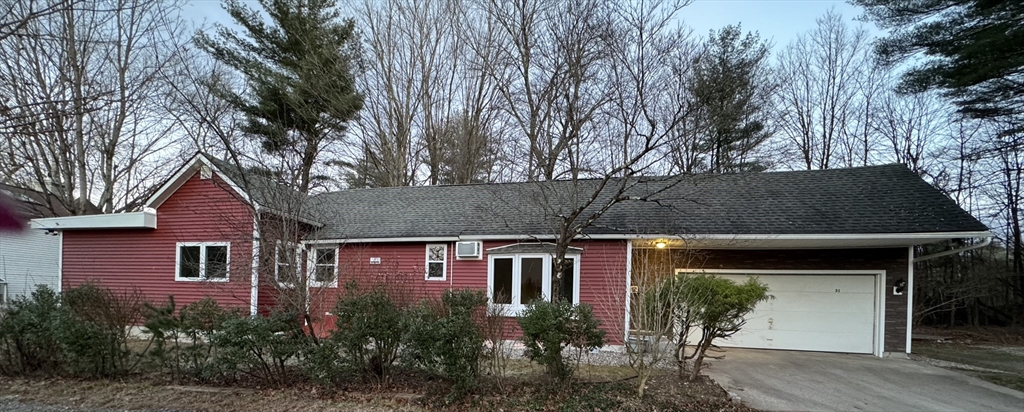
[486, 242, 583, 255]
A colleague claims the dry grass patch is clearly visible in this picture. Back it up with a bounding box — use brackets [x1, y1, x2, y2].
[913, 326, 1024, 392]
[0, 376, 422, 412]
[0, 362, 753, 412]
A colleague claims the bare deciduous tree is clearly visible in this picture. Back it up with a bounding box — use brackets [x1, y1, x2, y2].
[0, 0, 190, 214]
[775, 10, 873, 170]
[345, 0, 504, 187]
[874, 90, 946, 174]
[479, 0, 616, 181]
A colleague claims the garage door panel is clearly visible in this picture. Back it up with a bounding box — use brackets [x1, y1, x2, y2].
[716, 274, 876, 294]
[742, 311, 875, 333]
[682, 273, 877, 354]
[757, 291, 874, 313]
[719, 329, 874, 354]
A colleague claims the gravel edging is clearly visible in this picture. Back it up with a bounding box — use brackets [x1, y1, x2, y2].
[504, 344, 680, 369]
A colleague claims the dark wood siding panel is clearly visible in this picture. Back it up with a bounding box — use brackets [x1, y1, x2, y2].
[62, 172, 254, 312]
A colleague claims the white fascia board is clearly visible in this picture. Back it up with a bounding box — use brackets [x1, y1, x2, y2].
[615, 232, 994, 249]
[589, 232, 994, 241]
[465, 234, 556, 240]
[303, 236, 460, 244]
[145, 154, 253, 209]
[30, 210, 157, 230]
[469, 232, 994, 242]
[301, 231, 992, 248]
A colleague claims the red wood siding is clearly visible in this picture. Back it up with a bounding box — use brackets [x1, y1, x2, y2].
[308, 240, 629, 345]
[252, 216, 316, 316]
[62, 172, 254, 312]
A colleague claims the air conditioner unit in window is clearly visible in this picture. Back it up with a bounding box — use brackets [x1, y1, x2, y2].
[455, 241, 482, 260]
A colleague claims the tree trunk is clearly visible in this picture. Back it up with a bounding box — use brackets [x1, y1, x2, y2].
[688, 337, 712, 381]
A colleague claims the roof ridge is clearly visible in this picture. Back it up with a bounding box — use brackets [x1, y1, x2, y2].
[312, 164, 913, 198]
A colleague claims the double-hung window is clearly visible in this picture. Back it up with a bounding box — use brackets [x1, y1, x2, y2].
[275, 241, 303, 287]
[309, 247, 338, 288]
[176, 242, 230, 281]
[425, 244, 447, 280]
[488, 247, 580, 315]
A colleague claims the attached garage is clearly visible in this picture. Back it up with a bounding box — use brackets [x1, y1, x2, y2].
[679, 269, 883, 355]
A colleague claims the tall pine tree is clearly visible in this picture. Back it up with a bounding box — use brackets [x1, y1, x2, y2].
[196, 0, 363, 193]
[852, 0, 1023, 137]
[688, 25, 775, 173]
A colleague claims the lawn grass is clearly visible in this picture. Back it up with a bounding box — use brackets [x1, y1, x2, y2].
[914, 341, 1024, 392]
[967, 372, 1024, 393]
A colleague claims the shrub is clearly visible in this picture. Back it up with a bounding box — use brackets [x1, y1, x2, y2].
[404, 289, 487, 399]
[61, 283, 146, 377]
[331, 282, 408, 384]
[518, 300, 605, 384]
[212, 310, 306, 386]
[675, 275, 770, 380]
[0, 284, 147, 378]
[144, 297, 239, 381]
[301, 338, 347, 385]
[481, 297, 512, 390]
[0, 286, 66, 375]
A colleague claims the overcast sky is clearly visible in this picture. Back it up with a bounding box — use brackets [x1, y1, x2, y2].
[182, 0, 878, 51]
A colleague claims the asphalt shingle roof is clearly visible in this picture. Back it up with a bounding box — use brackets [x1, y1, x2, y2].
[202, 154, 312, 221]
[302, 164, 988, 240]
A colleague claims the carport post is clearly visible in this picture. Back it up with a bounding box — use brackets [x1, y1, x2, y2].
[623, 241, 632, 343]
[906, 246, 913, 354]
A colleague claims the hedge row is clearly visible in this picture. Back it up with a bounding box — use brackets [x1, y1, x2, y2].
[0, 283, 605, 399]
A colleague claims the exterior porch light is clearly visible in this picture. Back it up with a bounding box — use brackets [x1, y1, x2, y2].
[655, 241, 667, 249]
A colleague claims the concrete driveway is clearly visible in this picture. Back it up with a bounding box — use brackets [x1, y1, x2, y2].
[704, 348, 1024, 412]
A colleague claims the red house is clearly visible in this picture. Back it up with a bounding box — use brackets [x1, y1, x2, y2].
[32, 154, 990, 357]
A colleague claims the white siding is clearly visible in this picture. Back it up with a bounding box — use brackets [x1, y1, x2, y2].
[0, 228, 60, 301]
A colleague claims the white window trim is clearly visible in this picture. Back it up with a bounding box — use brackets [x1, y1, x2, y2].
[274, 240, 303, 288]
[175, 242, 231, 282]
[308, 246, 339, 288]
[486, 253, 581, 316]
[425, 244, 448, 281]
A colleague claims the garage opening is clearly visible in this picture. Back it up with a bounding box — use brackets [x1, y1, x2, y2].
[675, 270, 882, 355]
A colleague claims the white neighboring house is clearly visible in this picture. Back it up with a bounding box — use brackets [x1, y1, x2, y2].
[0, 226, 60, 304]
[0, 184, 82, 304]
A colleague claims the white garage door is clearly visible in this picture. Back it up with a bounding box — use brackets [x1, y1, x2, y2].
[706, 273, 877, 354]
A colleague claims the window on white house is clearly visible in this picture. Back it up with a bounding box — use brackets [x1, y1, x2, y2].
[275, 242, 302, 287]
[176, 242, 230, 281]
[425, 244, 447, 280]
[310, 247, 337, 287]
[488, 254, 579, 314]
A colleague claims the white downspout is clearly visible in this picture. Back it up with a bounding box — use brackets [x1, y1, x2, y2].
[250, 216, 260, 317]
[913, 237, 992, 262]
[906, 247, 913, 355]
[57, 231, 63, 294]
[623, 241, 632, 345]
